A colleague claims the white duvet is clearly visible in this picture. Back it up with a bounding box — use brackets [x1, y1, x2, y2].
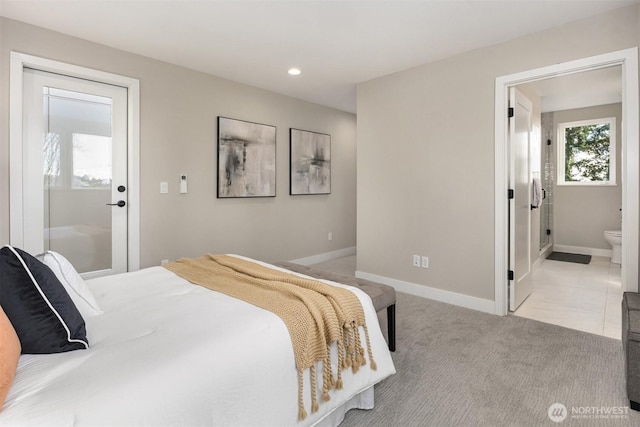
[1, 256, 395, 426]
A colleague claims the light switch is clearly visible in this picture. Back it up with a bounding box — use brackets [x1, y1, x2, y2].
[160, 182, 168, 194]
[421, 256, 429, 268]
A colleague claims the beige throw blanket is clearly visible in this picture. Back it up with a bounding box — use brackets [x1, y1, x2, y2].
[164, 254, 377, 420]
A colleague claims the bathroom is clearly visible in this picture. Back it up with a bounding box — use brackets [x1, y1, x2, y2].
[540, 101, 623, 264]
[513, 66, 623, 338]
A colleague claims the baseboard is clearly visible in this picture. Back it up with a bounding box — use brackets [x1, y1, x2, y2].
[539, 243, 553, 259]
[355, 270, 496, 315]
[534, 245, 553, 270]
[553, 244, 612, 258]
[289, 246, 356, 266]
[533, 256, 544, 271]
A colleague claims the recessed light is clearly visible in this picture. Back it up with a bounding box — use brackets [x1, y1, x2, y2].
[288, 68, 302, 76]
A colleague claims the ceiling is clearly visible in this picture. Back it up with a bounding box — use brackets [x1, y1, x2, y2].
[0, 0, 636, 113]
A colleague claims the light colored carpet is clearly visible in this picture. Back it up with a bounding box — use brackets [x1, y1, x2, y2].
[310, 256, 639, 426]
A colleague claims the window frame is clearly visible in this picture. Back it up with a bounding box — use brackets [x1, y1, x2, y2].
[557, 116, 617, 186]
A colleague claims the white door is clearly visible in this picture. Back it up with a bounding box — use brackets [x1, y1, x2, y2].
[22, 68, 128, 277]
[509, 87, 533, 311]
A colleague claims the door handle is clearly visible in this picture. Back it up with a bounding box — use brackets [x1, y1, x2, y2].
[106, 200, 126, 207]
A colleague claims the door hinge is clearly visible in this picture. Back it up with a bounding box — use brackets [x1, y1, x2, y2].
[508, 107, 514, 118]
[508, 189, 514, 199]
[508, 270, 514, 281]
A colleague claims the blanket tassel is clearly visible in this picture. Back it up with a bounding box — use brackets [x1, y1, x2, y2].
[322, 352, 332, 401]
[363, 324, 377, 371]
[336, 341, 344, 389]
[298, 368, 307, 420]
[310, 365, 319, 413]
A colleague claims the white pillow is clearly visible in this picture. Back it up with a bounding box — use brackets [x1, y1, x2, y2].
[36, 251, 103, 318]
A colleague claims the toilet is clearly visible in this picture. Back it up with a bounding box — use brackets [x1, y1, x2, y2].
[604, 230, 622, 264]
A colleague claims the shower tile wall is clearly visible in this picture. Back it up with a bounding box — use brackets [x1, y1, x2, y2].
[540, 112, 554, 251]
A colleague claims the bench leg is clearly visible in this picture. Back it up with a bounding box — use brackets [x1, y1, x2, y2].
[387, 304, 396, 352]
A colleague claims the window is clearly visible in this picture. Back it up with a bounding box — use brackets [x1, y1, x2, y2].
[72, 133, 112, 189]
[557, 117, 616, 186]
[43, 132, 61, 188]
[41, 86, 113, 190]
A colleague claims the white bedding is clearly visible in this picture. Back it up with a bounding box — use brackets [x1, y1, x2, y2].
[0, 256, 395, 426]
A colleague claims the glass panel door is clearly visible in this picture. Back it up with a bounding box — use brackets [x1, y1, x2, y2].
[43, 87, 114, 273]
[540, 112, 554, 251]
[23, 69, 128, 276]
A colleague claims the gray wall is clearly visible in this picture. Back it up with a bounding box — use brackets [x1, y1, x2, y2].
[551, 103, 623, 250]
[357, 5, 639, 301]
[0, 17, 357, 268]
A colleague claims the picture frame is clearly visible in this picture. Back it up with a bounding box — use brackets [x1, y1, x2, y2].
[217, 116, 277, 198]
[290, 128, 331, 195]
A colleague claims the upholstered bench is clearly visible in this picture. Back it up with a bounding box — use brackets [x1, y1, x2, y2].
[274, 261, 396, 352]
[623, 292, 640, 410]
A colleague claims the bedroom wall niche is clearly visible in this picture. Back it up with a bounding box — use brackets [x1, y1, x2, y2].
[0, 17, 357, 268]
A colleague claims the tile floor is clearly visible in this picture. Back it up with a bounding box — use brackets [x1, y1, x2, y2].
[513, 256, 622, 339]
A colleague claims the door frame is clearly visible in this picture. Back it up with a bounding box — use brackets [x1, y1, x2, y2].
[494, 47, 639, 316]
[9, 52, 140, 273]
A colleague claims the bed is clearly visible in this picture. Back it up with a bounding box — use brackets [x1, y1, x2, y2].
[0, 250, 395, 426]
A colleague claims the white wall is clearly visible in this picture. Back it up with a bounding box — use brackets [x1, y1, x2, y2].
[0, 17, 357, 267]
[357, 5, 639, 304]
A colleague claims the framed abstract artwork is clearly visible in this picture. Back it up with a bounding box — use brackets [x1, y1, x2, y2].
[290, 128, 331, 195]
[217, 116, 277, 198]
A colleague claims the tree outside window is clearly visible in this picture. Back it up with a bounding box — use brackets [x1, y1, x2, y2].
[557, 117, 616, 186]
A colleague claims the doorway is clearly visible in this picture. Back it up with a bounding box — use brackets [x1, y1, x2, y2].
[23, 69, 128, 275]
[510, 69, 624, 337]
[9, 52, 140, 278]
[494, 48, 639, 316]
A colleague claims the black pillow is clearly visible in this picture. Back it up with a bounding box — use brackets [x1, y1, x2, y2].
[0, 246, 88, 354]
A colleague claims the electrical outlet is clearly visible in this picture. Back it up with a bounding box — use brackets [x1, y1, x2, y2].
[421, 256, 429, 268]
[328, 232, 333, 241]
[160, 259, 169, 266]
[412, 255, 420, 267]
